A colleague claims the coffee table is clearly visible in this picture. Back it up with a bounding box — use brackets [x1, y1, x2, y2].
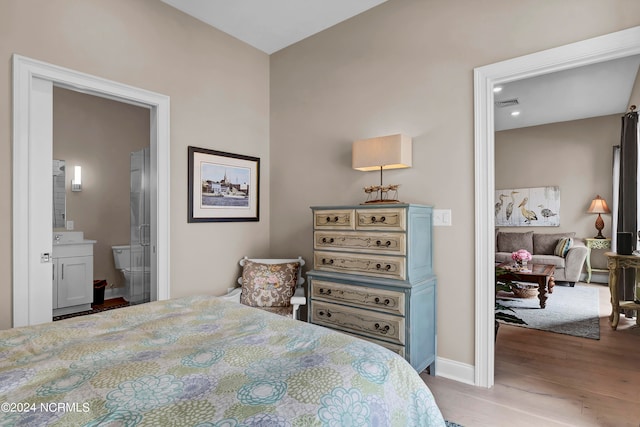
[497, 262, 556, 308]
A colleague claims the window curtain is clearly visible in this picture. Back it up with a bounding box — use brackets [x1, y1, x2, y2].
[612, 145, 620, 251]
[615, 108, 639, 306]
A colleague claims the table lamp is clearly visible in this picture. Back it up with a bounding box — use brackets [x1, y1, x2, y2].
[352, 134, 412, 204]
[587, 195, 610, 239]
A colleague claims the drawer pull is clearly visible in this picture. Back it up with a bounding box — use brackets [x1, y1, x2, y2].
[319, 288, 332, 295]
[321, 237, 335, 244]
[375, 240, 392, 247]
[374, 297, 391, 306]
[375, 264, 392, 271]
[374, 323, 390, 334]
[318, 310, 332, 318]
[326, 216, 339, 223]
[322, 258, 334, 265]
[370, 216, 386, 223]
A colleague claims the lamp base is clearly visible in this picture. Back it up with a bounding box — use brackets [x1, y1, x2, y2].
[594, 213, 606, 239]
[362, 183, 401, 205]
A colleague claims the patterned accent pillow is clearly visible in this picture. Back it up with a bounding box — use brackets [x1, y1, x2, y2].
[240, 261, 300, 307]
[554, 237, 573, 257]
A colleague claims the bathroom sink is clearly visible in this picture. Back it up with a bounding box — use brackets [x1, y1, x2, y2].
[53, 231, 85, 245]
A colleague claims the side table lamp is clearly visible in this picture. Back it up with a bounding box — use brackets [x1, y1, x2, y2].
[352, 134, 412, 204]
[587, 195, 610, 239]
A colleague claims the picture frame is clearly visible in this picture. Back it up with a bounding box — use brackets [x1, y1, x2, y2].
[188, 146, 260, 222]
[495, 186, 560, 227]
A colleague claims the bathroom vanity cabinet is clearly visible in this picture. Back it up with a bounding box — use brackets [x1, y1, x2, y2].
[52, 234, 96, 317]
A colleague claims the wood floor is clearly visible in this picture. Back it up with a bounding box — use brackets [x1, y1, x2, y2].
[422, 283, 640, 427]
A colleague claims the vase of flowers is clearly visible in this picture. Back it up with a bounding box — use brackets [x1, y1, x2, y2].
[511, 249, 532, 268]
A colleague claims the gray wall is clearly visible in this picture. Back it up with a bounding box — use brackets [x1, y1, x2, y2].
[270, 0, 640, 366]
[495, 114, 621, 271]
[3, 0, 640, 374]
[0, 0, 270, 329]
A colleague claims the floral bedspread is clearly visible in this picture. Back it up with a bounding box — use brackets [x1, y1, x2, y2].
[0, 295, 445, 426]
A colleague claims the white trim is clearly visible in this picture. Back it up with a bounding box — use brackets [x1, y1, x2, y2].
[12, 55, 171, 327]
[474, 26, 640, 388]
[435, 357, 475, 386]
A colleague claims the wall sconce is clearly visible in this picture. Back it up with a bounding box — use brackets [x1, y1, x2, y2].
[587, 195, 610, 238]
[352, 134, 412, 204]
[71, 165, 82, 192]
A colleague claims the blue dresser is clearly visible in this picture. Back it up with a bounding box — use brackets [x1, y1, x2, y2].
[307, 204, 437, 373]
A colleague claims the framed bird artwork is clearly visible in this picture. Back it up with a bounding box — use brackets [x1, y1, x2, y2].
[495, 186, 560, 227]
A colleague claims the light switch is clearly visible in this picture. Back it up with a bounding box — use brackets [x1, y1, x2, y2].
[66, 220, 74, 230]
[433, 209, 452, 226]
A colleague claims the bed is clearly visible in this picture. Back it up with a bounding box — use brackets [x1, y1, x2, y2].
[0, 295, 445, 426]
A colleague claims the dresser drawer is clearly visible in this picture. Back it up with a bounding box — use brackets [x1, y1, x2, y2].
[314, 209, 355, 229]
[311, 280, 405, 316]
[339, 330, 405, 357]
[311, 301, 405, 345]
[313, 231, 405, 255]
[356, 208, 406, 231]
[315, 251, 406, 280]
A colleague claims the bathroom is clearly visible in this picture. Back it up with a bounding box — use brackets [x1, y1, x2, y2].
[52, 86, 151, 317]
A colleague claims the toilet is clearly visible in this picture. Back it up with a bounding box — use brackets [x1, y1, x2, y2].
[112, 245, 150, 304]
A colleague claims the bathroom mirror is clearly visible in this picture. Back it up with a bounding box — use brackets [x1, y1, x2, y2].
[53, 159, 66, 229]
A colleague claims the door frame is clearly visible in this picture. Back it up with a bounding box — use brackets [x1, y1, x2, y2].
[13, 55, 171, 327]
[473, 26, 640, 387]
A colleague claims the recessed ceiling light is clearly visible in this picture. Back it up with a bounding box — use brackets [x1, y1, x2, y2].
[511, 111, 521, 117]
[493, 86, 503, 93]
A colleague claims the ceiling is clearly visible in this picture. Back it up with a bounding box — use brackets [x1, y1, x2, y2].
[495, 55, 640, 131]
[161, 1, 639, 130]
[161, 0, 388, 54]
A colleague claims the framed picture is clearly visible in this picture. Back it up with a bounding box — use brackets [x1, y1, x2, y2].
[495, 186, 560, 227]
[188, 146, 260, 222]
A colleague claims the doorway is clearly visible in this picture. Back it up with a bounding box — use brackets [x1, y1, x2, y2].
[12, 55, 170, 327]
[53, 87, 152, 310]
[473, 26, 640, 388]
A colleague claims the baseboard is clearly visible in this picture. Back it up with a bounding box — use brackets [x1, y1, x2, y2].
[435, 356, 476, 385]
[586, 272, 609, 284]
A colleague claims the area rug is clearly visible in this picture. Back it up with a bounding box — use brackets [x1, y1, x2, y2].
[445, 421, 464, 427]
[497, 284, 600, 339]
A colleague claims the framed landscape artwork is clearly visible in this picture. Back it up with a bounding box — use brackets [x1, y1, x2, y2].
[188, 146, 260, 222]
[495, 186, 560, 227]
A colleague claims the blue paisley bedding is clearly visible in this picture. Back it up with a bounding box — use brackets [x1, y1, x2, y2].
[0, 295, 445, 426]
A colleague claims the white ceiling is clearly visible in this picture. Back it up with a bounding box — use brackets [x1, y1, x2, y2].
[495, 55, 640, 131]
[161, 0, 388, 54]
[161, 1, 638, 130]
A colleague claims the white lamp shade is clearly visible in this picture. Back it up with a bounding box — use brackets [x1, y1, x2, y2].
[587, 195, 610, 214]
[352, 134, 412, 171]
[71, 165, 82, 191]
[74, 166, 82, 185]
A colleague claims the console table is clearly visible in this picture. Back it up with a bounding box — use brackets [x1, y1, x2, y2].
[605, 252, 640, 330]
[585, 238, 611, 283]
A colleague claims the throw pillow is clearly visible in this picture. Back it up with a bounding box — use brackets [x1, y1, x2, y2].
[554, 237, 573, 257]
[533, 232, 576, 255]
[240, 261, 300, 308]
[497, 231, 534, 253]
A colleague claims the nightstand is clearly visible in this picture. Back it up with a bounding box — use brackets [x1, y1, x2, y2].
[585, 238, 611, 283]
